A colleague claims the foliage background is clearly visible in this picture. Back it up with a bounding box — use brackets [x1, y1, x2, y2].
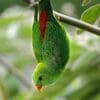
[0, 0, 100, 100]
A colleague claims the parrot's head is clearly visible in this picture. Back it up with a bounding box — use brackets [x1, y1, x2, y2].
[32, 62, 58, 91]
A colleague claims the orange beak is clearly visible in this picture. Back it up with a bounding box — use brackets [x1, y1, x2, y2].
[35, 85, 42, 91]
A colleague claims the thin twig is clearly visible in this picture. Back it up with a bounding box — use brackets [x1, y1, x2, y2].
[0, 58, 32, 89]
[23, 0, 100, 35]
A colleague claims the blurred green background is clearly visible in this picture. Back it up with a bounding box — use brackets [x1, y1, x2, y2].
[0, 0, 100, 100]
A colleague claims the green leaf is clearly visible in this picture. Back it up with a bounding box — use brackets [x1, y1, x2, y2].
[77, 4, 100, 34]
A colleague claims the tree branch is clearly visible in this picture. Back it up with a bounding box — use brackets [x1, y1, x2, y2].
[0, 58, 32, 90]
[54, 11, 100, 35]
[23, 0, 100, 35]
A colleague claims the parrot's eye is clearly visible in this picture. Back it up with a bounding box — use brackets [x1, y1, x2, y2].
[38, 76, 43, 81]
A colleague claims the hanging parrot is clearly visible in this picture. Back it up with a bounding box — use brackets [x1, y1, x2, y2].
[32, 0, 69, 91]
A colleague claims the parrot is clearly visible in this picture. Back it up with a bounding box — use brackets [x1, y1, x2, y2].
[32, 0, 69, 91]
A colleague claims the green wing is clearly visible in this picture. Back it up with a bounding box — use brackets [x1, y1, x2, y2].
[32, 21, 42, 62]
[42, 20, 69, 68]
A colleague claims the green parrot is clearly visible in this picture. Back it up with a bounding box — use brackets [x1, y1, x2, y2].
[32, 0, 69, 90]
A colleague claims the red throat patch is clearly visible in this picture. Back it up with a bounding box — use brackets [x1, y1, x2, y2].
[39, 11, 48, 41]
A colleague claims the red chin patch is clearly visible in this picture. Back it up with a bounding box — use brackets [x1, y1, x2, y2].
[39, 11, 48, 41]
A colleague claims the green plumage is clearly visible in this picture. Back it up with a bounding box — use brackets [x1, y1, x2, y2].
[32, 0, 69, 87]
